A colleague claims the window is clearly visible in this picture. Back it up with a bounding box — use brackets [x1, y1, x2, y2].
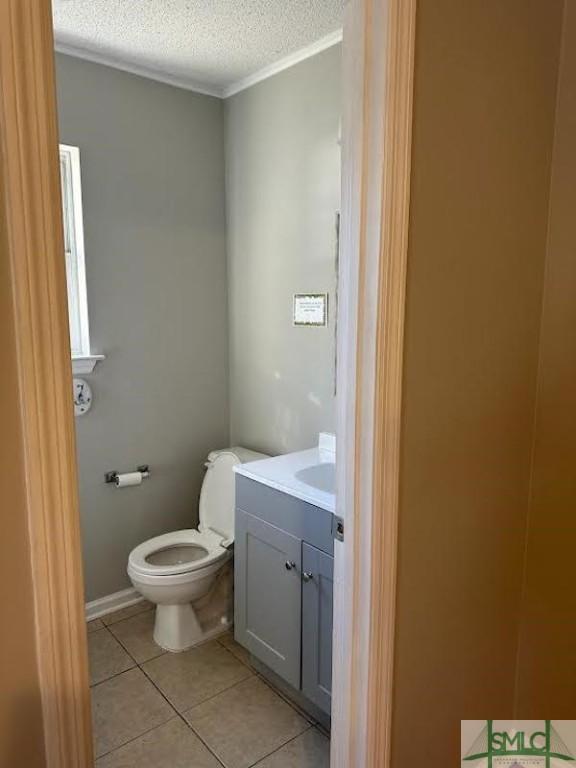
[59, 144, 102, 372]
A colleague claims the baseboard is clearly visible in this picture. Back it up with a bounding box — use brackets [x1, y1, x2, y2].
[85, 587, 143, 621]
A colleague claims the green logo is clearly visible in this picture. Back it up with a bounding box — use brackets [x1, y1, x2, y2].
[463, 721, 575, 767]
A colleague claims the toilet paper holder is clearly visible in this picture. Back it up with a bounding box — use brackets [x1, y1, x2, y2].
[105, 465, 150, 484]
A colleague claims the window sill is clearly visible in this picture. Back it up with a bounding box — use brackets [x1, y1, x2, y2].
[72, 355, 105, 374]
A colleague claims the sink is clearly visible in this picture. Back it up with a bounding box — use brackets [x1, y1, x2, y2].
[295, 463, 335, 494]
[234, 437, 336, 513]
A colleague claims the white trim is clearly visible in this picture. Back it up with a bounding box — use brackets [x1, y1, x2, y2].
[60, 143, 91, 358]
[55, 41, 223, 98]
[60, 143, 105, 371]
[331, 3, 366, 765]
[331, 0, 415, 763]
[72, 354, 105, 374]
[223, 29, 343, 97]
[85, 587, 144, 621]
[55, 29, 343, 100]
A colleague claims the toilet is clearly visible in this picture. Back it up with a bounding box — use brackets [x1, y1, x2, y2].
[127, 447, 267, 652]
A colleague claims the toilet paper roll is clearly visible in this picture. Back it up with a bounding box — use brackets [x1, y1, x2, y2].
[115, 471, 144, 488]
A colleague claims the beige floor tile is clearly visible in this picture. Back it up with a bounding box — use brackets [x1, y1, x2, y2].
[87, 618, 104, 634]
[91, 668, 174, 758]
[252, 728, 330, 768]
[101, 600, 153, 626]
[108, 610, 164, 664]
[143, 640, 253, 712]
[218, 630, 252, 667]
[184, 676, 309, 768]
[89, 628, 135, 685]
[96, 717, 221, 768]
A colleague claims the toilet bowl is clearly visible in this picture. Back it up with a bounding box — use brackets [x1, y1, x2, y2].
[127, 447, 267, 652]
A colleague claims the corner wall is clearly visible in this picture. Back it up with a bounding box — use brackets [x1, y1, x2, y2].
[55, 55, 230, 601]
[225, 45, 341, 455]
[392, 0, 564, 763]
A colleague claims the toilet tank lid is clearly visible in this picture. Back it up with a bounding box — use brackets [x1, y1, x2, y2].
[199, 447, 268, 540]
[206, 446, 268, 465]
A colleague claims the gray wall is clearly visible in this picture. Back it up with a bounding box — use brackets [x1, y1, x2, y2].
[225, 45, 341, 455]
[56, 54, 229, 601]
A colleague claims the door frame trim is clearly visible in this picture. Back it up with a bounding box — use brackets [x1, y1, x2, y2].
[0, 0, 415, 764]
[0, 2, 93, 765]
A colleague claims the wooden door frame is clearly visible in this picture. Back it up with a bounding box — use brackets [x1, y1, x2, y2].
[0, 1, 93, 766]
[0, 0, 415, 765]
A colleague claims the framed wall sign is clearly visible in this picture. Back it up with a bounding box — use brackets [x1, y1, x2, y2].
[293, 293, 328, 326]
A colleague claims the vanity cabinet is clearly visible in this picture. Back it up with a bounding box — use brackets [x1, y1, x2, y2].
[301, 543, 334, 713]
[235, 509, 302, 688]
[234, 476, 334, 716]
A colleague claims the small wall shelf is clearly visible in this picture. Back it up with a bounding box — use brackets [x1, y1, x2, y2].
[72, 354, 105, 375]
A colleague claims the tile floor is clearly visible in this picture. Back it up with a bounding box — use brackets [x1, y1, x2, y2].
[88, 602, 330, 767]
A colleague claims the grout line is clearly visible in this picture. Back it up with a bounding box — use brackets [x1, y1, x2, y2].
[94, 714, 177, 762]
[247, 726, 314, 767]
[216, 640, 260, 673]
[89, 624, 138, 688]
[90, 621, 226, 766]
[214, 639, 328, 731]
[89, 620, 329, 766]
[181, 672, 312, 768]
[90, 623, 183, 761]
[213, 635, 319, 727]
[112, 626, 252, 711]
[217, 638, 257, 670]
[181, 661, 320, 767]
[255, 672, 317, 726]
[107, 628, 167, 666]
[175, 714, 227, 768]
[214, 643, 323, 727]
[100, 602, 154, 627]
[90, 664, 138, 690]
[138, 664, 227, 767]
[315, 721, 331, 739]
[101, 612, 168, 666]
[170, 670, 255, 715]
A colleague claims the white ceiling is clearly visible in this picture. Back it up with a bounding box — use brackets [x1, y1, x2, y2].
[52, 0, 344, 97]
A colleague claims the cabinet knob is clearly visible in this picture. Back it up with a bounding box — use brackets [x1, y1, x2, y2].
[302, 571, 314, 582]
[285, 560, 296, 571]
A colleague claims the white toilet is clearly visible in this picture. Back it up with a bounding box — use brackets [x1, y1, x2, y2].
[127, 447, 267, 652]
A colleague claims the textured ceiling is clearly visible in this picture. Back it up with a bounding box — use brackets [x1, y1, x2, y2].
[52, 0, 344, 96]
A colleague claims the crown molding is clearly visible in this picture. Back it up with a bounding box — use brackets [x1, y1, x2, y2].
[223, 29, 343, 97]
[55, 28, 343, 101]
[54, 41, 224, 98]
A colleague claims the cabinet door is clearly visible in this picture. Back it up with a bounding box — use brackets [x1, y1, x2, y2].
[301, 543, 334, 715]
[235, 508, 302, 688]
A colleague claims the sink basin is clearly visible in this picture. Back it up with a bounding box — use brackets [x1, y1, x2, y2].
[295, 463, 335, 494]
[234, 440, 336, 512]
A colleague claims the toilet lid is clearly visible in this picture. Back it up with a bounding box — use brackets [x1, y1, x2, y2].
[199, 451, 241, 541]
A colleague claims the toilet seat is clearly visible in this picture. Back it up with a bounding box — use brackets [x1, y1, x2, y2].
[128, 529, 228, 578]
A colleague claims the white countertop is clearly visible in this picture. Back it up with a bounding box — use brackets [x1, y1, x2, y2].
[234, 445, 336, 514]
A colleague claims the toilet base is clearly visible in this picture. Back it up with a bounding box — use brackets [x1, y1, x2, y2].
[154, 603, 200, 652]
[153, 604, 232, 653]
[152, 564, 233, 652]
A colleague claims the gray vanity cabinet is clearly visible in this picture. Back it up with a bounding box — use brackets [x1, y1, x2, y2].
[234, 508, 302, 688]
[302, 543, 334, 713]
[234, 476, 334, 716]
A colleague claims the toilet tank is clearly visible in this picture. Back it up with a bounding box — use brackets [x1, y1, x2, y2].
[199, 447, 268, 542]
